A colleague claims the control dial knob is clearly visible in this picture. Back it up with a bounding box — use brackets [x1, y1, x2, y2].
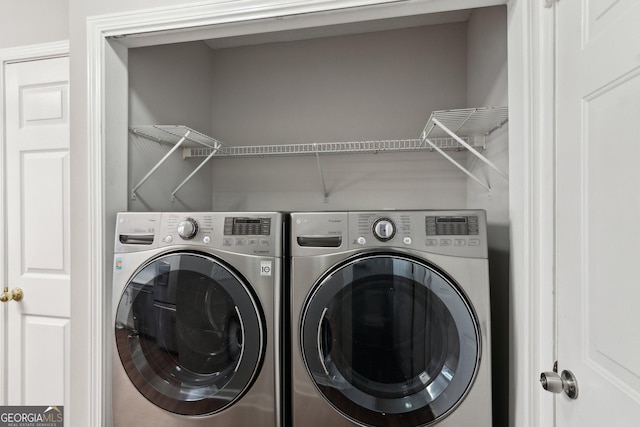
[372, 218, 396, 241]
[177, 218, 198, 240]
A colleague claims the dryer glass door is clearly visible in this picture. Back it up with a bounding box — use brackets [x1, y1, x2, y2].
[115, 252, 264, 415]
[300, 254, 480, 426]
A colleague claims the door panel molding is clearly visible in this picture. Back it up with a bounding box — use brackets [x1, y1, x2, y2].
[582, 68, 640, 403]
[5, 54, 69, 418]
[556, 0, 640, 423]
[0, 40, 69, 406]
[20, 83, 69, 126]
[23, 315, 70, 404]
[585, 0, 638, 44]
[20, 151, 70, 274]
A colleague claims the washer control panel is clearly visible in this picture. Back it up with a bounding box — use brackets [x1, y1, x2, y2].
[353, 211, 486, 258]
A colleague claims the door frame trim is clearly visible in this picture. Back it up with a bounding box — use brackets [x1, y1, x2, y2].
[509, 2, 557, 426]
[0, 40, 69, 405]
[84, 0, 553, 426]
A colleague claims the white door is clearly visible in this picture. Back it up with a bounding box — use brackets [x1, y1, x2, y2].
[555, 0, 640, 425]
[4, 57, 70, 415]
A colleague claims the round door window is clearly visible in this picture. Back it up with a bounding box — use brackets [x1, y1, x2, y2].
[115, 252, 265, 415]
[300, 254, 480, 427]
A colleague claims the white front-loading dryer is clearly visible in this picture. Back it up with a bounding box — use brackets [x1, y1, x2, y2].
[290, 210, 492, 427]
[112, 212, 283, 427]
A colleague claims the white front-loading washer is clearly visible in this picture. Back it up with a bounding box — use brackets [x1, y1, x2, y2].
[112, 212, 283, 427]
[290, 210, 492, 427]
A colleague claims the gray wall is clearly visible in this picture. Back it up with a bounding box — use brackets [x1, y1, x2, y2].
[128, 41, 215, 211]
[0, 0, 68, 49]
[208, 22, 470, 211]
[466, 6, 509, 427]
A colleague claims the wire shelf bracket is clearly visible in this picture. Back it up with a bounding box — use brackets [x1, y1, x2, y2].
[420, 107, 509, 195]
[129, 125, 223, 201]
[171, 144, 222, 201]
[314, 145, 329, 203]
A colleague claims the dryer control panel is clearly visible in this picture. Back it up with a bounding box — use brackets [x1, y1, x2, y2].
[291, 210, 487, 259]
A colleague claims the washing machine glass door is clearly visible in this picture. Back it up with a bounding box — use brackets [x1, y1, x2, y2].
[301, 254, 480, 427]
[115, 252, 264, 415]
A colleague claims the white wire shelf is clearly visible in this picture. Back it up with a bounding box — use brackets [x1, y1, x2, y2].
[419, 106, 509, 193]
[182, 136, 484, 158]
[129, 125, 223, 149]
[128, 106, 508, 201]
[421, 107, 509, 140]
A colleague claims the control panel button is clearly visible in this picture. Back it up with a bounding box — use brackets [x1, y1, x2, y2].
[426, 239, 438, 246]
[440, 239, 452, 246]
[469, 239, 480, 246]
[454, 239, 466, 246]
[202, 236, 211, 244]
[356, 236, 367, 245]
[164, 235, 173, 243]
[403, 236, 412, 245]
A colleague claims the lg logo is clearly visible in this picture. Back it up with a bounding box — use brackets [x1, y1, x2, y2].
[260, 261, 272, 276]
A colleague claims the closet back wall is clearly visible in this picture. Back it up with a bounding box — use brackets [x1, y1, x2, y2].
[128, 41, 215, 211]
[208, 22, 468, 211]
[127, 22, 470, 212]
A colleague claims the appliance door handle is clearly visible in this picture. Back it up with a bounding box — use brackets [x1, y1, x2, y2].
[234, 306, 245, 372]
[317, 307, 329, 375]
[297, 235, 342, 248]
[119, 234, 154, 245]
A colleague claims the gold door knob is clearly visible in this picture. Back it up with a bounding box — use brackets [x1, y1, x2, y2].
[0, 287, 23, 303]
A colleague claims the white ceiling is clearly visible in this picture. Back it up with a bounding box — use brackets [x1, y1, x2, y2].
[203, 9, 472, 50]
[115, 5, 482, 50]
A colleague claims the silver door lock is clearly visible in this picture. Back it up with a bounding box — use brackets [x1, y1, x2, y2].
[540, 369, 579, 399]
